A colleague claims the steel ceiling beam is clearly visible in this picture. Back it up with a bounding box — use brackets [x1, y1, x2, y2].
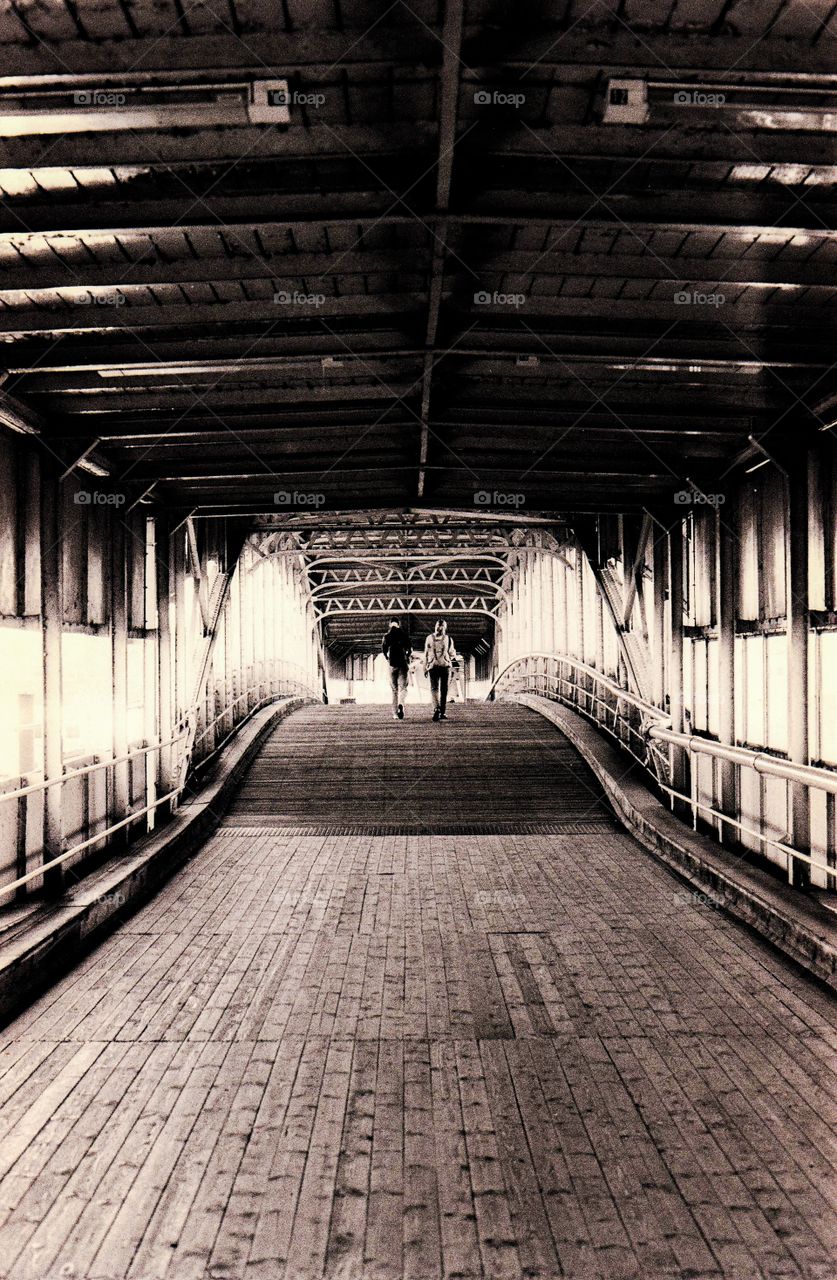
[2, 25, 830, 78]
[7, 239, 817, 299]
[417, 0, 464, 500]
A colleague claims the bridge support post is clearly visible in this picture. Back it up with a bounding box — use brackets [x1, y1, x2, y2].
[717, 509, 737, 845]
[652, 529, 667, 710]
[787, 456, 811, 888]
[155, 514, 175, 817]
[110, 511, 130, 847]
[174, 528, 189, 726]
[668, 521, 690, 820]
[40, 462, 64, 896]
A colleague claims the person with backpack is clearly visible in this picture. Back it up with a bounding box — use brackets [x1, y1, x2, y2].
[423, 619, 454, 721]
[382, 618, 411, 720]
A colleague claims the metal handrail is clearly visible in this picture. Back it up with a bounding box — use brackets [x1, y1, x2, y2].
[648, 725, 837, 794]
[488, 651, 837, 881]
[489, 652, 668, 721]
[489, 652, 672, 781]
[1, 661, 323, 902]
[192, 664, 317, 748]
[0, 730, 190, 805]
[0, 784, 182, 899]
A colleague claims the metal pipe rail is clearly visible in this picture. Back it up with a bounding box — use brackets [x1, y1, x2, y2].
[648, 726, 837, 794]
[488, 652, 837, 886]
[0, 661, 323, 901]
[488, 652, 672, 782]
[0, 731, 189, 805]
[0, 784, 182, 900]
[192, 665, 316, 751]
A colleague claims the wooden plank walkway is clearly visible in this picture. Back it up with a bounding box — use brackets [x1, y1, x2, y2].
[224, 703, 615, 831]
[0, 703, 835, 1279]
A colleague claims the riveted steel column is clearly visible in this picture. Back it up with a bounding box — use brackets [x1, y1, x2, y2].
[40, 461, 64, 896]
[717, 506, 737, 843]
[110, 509, 130, 845]
[787, 456, 811, 887]
[668, 520, 689, 818]
[155, 513, 175, 813]
[652, 531, 668, 709]
[173, 527, 188, 724]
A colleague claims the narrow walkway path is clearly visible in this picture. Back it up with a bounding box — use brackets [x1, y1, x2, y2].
[0, 704, 834, 1280]
[225, 703, 614, 831]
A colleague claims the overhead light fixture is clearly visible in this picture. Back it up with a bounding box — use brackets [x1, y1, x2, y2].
[98, 363, 235, 378]
[743, 435, 787, 477]
[603, 76, 837, 131]
[76, 455, 111, 478]
[602, 79, 648, 124]
[515, 356, 539, 368]
[60, 439, 111, 479]
[0, 77, 290, 137]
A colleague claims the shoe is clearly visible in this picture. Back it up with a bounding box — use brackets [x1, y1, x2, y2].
[432, 708, 440, 721]
[392, 713, 399, 720]
[397, 704, 404, 719]
[439, 713, 448, 720]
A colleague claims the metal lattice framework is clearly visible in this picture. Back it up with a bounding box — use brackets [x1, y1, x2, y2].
[250, 514, 568, 652]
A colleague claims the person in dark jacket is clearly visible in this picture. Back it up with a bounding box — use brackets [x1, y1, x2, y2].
[382, 619, 411, 719]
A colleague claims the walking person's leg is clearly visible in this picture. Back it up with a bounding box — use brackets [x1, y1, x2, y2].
[429, 667, 441, 718]
[438, 668, 449, 718]
[396, 665, 407, 717]
[389, 665, 400, 718]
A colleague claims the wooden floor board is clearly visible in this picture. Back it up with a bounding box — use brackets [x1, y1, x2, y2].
[0, 703, 834, 1279]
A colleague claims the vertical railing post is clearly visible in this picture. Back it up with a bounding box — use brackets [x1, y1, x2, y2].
[558, 556, 569, 657]
[15, 791, 28, 902]
[173, 527, 189, 726]
[652, 530, 667, 711]
[110, 509, 130, 847]
[155, 513, 175, 818]
[668, 520, 690, 818]
[717, 507, 737, 845]
[40, 461, 64, 895]
[787, 455, 811, 887]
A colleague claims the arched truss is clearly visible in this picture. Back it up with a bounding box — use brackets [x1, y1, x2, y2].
[248, 515, 571, 650]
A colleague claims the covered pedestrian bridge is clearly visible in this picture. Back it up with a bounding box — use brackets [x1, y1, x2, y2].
[0, 0, 836, 1276]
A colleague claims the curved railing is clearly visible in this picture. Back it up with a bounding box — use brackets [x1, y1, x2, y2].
[488, 652, 837, 885]
[489, 652, 673, 784]
[0, 660, 323, 902]
[189, 660, 323, 771]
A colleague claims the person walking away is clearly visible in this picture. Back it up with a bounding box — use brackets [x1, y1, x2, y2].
[382, 619, 411, 720]
[424, 620, 454, 721]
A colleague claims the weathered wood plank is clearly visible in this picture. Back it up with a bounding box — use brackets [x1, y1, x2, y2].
[0, 704, 834, 1278]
